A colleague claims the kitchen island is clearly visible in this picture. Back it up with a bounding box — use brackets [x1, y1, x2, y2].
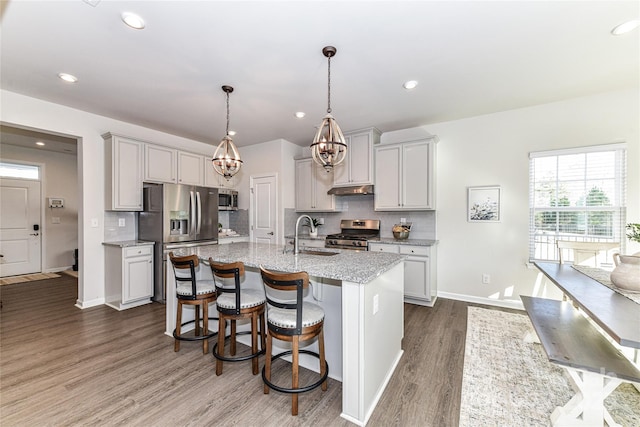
[165, 242, 404, 426]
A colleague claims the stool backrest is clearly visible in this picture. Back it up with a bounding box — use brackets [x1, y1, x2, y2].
[209, 260, 245, 315]
[169, 252, 199, 299]
[260, 266, 308, 335]
[556, 240, 619, 267]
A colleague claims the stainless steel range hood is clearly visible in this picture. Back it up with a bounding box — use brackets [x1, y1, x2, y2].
[327, 185, 374, 196]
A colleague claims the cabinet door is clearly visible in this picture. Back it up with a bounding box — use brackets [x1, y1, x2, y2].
[123, 255, 153, 303]
[402, 141, 431, 209]
[404, 255, 430, 300]
[295, 159, 313, 211]
[348, 132, 373, 184]
[204, 157, 238, 188]
[368, 243, 399, 253]
[109, 136, 143, 211]
[374, 145, 401, 210]
[332, 134, 351, 186]
[313, 162, 335, 211]
[145, 145, 177, 183]
[178, 152, 204, 186]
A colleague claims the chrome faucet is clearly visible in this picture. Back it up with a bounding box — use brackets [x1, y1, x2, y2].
[294, 214, 316, 255]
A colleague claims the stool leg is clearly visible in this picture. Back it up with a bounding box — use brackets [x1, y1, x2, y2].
[292, 335, 299, 416]
[174, 300, 183, 352]
[230, 320, 237, 356]
[264, 332, 272, 394]
[251, 312, 259, 375]
[259, 312, 266, 350]
[194, 305, 201, 336]
[216, 314, 225, 376]
[202, 301, 209, 354]
[319, 329, 327, 391]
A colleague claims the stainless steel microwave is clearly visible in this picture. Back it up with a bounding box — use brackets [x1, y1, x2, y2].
[218, 189, 238, 211]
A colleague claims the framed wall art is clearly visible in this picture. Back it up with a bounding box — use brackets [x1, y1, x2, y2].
[468, 186, 501, 222]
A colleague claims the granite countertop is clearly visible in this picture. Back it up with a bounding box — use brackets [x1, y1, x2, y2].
[171, 242, 403, 284]
[369, 238, 438, 247]
[284, 234, 328, 241]
[218, 233, 249, 239]
[102, 240, 155, 247]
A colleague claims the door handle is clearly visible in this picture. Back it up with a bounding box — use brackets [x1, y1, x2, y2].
[267, 232, 274, 235]
[30, 233, 39, 236]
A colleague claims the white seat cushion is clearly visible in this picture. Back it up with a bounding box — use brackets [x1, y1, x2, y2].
[176, 279, 216, 296]
[216, 289, 266, 310]
[267, 302, 324, 329]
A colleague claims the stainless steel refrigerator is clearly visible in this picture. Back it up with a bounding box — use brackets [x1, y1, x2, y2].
[138, 183, 219, 302]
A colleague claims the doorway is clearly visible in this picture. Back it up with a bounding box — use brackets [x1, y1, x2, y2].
[250, 174, 278, 244]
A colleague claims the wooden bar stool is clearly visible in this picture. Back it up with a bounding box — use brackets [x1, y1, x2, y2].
[259, 266, 328, 416]
[209, 260, 266, 376]
[168, 252, 217, 354]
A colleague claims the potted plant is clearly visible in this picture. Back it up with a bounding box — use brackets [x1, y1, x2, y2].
[304, 217, 321, 238]
[627, 223, 640, 245]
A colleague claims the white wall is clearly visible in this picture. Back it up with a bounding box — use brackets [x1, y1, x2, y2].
[424, 89, 639, 307]
[0, 144, 78, 271]
[1, 90, 218, 308]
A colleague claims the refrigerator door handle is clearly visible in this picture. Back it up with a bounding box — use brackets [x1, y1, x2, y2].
[196, 191, 202, 235]
[189, 190, 196, 236]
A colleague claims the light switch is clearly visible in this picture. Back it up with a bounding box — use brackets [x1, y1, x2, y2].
[118, 218, 126, 227]
[52, 217, 61, 224]
[91, 218, 99, 228]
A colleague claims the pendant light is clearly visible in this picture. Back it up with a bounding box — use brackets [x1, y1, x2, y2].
[212, 85, 243, 180]
[310, 46, 347, 173]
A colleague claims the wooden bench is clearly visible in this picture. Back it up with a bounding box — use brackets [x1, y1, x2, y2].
[521, 296, 640, 427]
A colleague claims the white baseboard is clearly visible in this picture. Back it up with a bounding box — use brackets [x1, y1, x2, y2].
[75, 297, 105, 309]
[45, 266, 73, 273]
[437, 291, 524, 311]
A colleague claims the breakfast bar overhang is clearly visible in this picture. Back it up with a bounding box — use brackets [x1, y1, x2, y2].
[165, 242, 405, 426]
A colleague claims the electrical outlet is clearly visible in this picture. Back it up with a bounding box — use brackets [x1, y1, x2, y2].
[373, 294, 379, 314]
[118, 218, 126, 227]
[317, 217, 325, 225]
[52, 217, 60, 224]
[400, 218, 406, 223]
[91, 218, 99, 228]
[482, 274, 491, 284]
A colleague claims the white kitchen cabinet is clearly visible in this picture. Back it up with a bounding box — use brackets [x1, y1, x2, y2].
[374, 139, 436, 211]
[105, 243, 154, 310]
[144, 144, 177, 183]
[104, 133, 144, 211]
[295, 158, 342, 212]
[333, 128, 380, 187]
[177, 151, 204, 186]
[368, 242, 437, 306]
[204, 157, 238, 188]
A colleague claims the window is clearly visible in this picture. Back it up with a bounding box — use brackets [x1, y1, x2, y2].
[529, 144, 626, 261]
[0, 162, 40, 180]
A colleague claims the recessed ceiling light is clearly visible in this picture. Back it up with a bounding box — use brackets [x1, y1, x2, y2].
[295, 112, 306, 118]
[122, 12, 145, 29]
[58, 73, 78, 83]
[403, 80, 418, 90]
[228, 130, 237, 136]
[36, 141, 45, 146]
[611, 20, 640, 35]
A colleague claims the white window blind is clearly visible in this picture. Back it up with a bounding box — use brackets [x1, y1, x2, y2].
[529, 143, 626, 261]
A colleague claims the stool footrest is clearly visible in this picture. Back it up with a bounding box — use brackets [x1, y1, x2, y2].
[262, 349, 329, 394]
[173, 318, 218, 342]
[212, 330, 265, 361]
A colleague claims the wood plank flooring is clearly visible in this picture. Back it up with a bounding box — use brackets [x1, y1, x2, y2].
[1, 276, 477, 426]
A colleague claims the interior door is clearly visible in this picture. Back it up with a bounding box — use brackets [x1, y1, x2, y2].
[251, 174, 277, 244]
[0, 178, 42, 276]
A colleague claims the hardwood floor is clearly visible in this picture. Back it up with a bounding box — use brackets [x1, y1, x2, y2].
[1, 276, 474, 426]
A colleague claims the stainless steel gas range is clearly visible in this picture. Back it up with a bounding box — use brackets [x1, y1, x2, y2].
[325, 219, 380, 251]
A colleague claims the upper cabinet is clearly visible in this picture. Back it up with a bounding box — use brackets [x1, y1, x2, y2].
[295, 158, 342, 212]
[204, 156, 238, 189]
[177, 151, 204, 186]
[374, 137, 437, 211]
[104, 133, 143, 211]
[333, 128, 380, 187]
[144, 144, 177, 183]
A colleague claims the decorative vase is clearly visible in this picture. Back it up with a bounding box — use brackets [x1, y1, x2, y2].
[309, 230, 318, 238]
[610, 253, 640, 293]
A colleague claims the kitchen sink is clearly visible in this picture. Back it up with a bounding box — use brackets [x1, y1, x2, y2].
[299, 249, 339, 256]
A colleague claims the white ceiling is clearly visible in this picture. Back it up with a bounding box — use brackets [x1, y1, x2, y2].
[1, 1, 638, 151]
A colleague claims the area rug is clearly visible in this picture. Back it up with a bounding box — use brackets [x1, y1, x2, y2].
[0, 272, 60, 286]
[459, 307, 640, 426]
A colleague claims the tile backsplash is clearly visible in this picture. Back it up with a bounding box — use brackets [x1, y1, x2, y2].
[104, 211, 137, 242]
[285, 195, 436, 239]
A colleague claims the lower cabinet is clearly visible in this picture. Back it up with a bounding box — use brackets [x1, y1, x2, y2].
[368, 242, 437, 307]
[105, 244, 154, 310]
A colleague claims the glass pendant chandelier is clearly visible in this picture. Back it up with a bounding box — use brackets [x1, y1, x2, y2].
[212, 85, 243, 180]
[310, 46, 347, 173]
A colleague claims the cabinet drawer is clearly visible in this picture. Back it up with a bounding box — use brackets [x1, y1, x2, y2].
[399, 245, 429, 256]
[124, 246, 153, 258]
[368, 243, 399, 253]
